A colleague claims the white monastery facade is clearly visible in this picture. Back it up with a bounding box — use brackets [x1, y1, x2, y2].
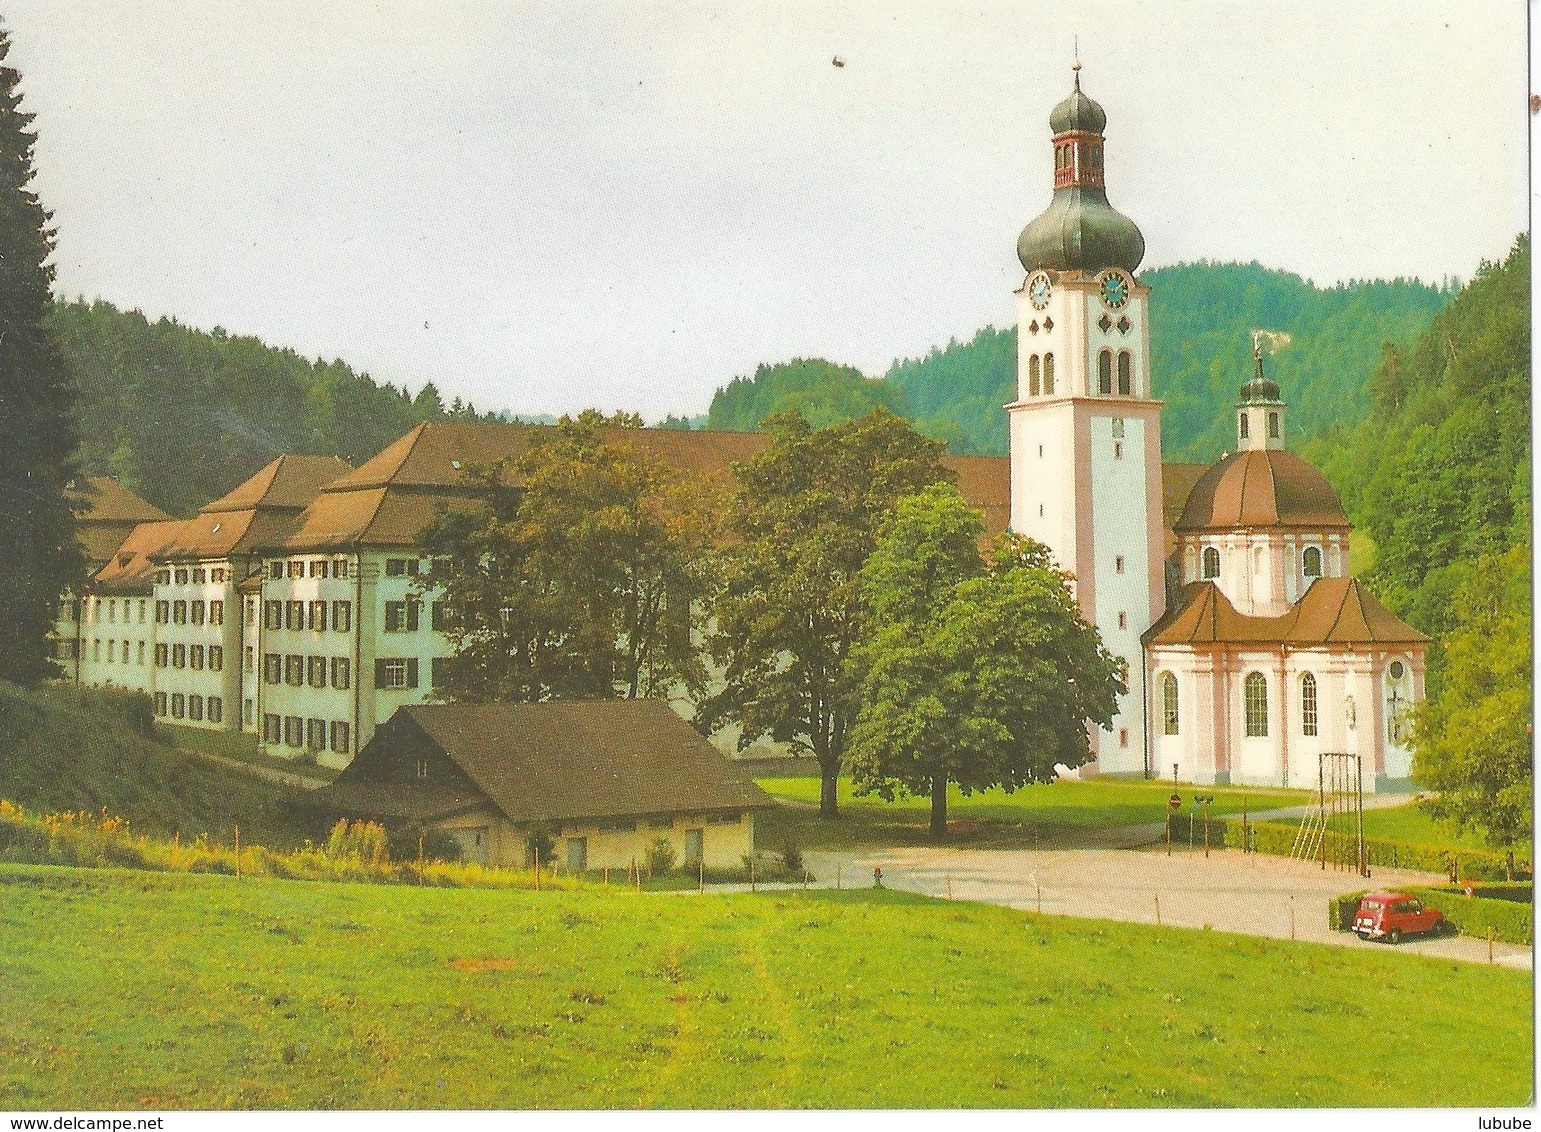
[60, 69, 1426, 791]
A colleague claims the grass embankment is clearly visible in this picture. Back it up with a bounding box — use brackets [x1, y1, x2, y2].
[1356, 802, 1532, 858]
[757, 777, 1310, 851]
[157, 722, 339, 784]
[0, 681, 317, 848]
[0, 865, 1530, 1110]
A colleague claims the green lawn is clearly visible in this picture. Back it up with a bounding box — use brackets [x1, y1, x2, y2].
[159, 720, 339, 785]
[1358, 802, 1530, 856]
[757, 777, 1311, 851]
[0, 864, 1528, 1109]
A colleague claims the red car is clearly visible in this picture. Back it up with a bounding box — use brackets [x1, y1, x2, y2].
[1352, 891, 1446, 943]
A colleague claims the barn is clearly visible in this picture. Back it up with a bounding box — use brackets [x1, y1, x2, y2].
[311, 700, 776, 872]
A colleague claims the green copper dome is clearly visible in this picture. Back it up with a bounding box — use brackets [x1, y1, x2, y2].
[1016, 188, 1145, 274]
[1017, 73, 1145, 275]
[1048, 75, 1107, 134]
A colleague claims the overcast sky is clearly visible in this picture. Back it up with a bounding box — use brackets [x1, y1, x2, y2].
[3, 1, 1528, 421]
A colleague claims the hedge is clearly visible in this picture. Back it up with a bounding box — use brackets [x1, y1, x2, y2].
[1168, 814, 1533, 881]
[1410, 886, 1533, 946]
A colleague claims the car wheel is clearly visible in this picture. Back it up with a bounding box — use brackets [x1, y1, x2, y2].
[1387, 928, 1401, 945]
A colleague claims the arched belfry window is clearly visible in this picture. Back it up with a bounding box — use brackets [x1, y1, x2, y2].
[1161, 672, 1179, 736]
[1202, 546, 1220, 579]
[1268, 412, 1280, 439]
[1117, 351, 1132, 395]
[1300, 672, 1318, 737]
[1029, 355, 1041, 397]
[1098, 350, 1113, 395]
[1253, 546, 1265, 575]
[1303, 546, 1322, 578]
[1043, 353, 1056, 395]
[1244, 672, 1269, 737]
[1239, 414, 1250, 439]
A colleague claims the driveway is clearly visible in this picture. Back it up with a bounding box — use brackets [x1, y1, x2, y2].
[802, 842, 1531, 970]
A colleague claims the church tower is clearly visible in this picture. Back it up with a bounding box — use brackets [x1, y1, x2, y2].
[1007, 65, 1164, 776]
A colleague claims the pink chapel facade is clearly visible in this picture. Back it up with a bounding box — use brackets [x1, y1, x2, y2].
[1008, 70, 1426, 791]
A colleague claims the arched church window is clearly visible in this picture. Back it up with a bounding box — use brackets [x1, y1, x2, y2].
[1161, 673, 1179, 736]
[1253, 546, 1265, 575]
[1303, 546, 1322, 578]
[1300, 673, 1318, 736]
[1385, 661, 1409, 743]
[1239, 414, 1250, 439]
[1244, 672, 1269, 737]
[1029, 355, 1040, 397]
[1117, 351, 1132, 395]
[1202, 546, 1220, 579]
[1098, 350, 1112, 395]
[1268, 412, 1280, 439]
[1043, 353, 1055, 395]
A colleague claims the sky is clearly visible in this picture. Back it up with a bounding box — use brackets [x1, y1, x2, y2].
[3, 1, 1529, 421]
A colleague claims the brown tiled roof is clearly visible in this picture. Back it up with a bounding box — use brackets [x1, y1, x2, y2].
[203, 455, 352, 513]
[1145, 579, 1429, 648]
[279, 421, 1014, 551]
[1175, 450, 1349, 533]
[68, 478, 174, 570]
[90, 519, 184, 596]
[70, 477, 173, 524]
[316, 700, 776, 827]
[150, 455, 350, 561]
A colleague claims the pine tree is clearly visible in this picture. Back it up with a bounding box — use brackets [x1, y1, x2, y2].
[0, 25, 79, 685]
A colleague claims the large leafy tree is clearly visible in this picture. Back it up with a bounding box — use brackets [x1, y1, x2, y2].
[846, 484, 1124, 838]
[420, 411, 720, 702]
[0, 27, 79, 685]
[1412, 545, 1532, 847]
[700, 409, 950, 817]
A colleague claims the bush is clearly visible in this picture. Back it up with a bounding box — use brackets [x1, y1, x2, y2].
[1176, 815, 1535, 881]
[1328, 891, 1369, 931]
[646, 837, 677, 876]
[324, 819, 390, 867]
[780, 840, 804, 874]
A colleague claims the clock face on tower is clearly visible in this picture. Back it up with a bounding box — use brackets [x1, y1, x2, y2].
[1098, 270, 1131, 310]
[1027, 272, 1052, 310]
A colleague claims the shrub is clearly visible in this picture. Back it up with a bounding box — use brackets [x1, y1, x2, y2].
[1411, 887, 1534, 946]
[780, 840, 803, 874]
[1328, 891, 1369, 931]
[646, 837, 677, 876]
[324, 819, 391, 867]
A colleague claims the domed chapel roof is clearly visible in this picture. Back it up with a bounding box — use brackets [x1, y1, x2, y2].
[1175, 449, 1350, 533]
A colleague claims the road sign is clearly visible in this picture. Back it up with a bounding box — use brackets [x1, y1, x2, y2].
[1168, 793, 1182, 810]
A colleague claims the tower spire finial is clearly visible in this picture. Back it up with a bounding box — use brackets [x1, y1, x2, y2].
[1072, 37, 1081, 88]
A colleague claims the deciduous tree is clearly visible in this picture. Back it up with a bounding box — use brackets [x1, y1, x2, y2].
[700, 409, 950, 817]
[846, 484, 1124, 838]
[420, 411, 720, 702]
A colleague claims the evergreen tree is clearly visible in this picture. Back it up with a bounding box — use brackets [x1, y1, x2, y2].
[0, 27, 79, 685]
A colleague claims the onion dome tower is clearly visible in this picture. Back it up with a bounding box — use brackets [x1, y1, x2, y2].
[1007, 61, 1163, 779]
[1017, 64, 1145, 276]
[1236, 336, 1285, 451]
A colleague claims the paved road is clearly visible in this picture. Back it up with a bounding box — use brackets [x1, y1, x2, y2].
[801, 842, 1531, 970]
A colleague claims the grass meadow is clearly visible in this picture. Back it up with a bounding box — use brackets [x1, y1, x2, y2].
[756, 777, 1311, 851]
[0, 863, 1529, 1110]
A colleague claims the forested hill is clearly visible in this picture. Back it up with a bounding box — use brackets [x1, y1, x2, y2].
[708, 263, 1453, 461]
[52, 299, 497, 517]
[1300, 235, 1530, 648]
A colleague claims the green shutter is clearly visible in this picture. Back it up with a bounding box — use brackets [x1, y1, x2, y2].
[406, 658, 419, 688]
[375, 659, 388, 689]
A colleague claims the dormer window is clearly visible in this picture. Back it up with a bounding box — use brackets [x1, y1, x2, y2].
[1268, 412, 1280, 439]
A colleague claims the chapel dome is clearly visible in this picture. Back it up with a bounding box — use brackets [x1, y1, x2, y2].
[1174, 449, 1350, 533]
